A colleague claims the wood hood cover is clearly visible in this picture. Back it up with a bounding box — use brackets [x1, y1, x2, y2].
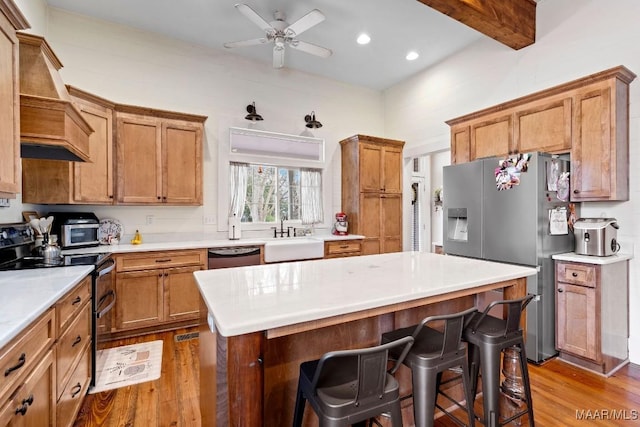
[17, 32, 93, 162]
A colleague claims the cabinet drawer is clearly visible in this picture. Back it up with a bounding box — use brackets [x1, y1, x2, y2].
[57, 276, 91, 336]
[325, 240, 362, 257]
[0, 309, 55, 400]
[0, 349, 55, 427]
[556, 262, 597, 287]
[57, 347, 90, 427]
[57, 303, 91, 397]
[115, 249, 206, 272]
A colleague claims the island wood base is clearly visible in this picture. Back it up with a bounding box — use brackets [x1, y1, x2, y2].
[200, 278, 527, 426]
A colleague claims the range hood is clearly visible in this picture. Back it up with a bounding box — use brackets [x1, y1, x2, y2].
[17, 33, 93, 162]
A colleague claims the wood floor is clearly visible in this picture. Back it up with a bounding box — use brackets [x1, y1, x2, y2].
[73, 328, 640, 426]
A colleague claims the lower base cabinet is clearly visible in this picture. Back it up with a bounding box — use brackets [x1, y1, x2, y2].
[324, 240, 363, 259]
[114, 250, 206, 334]
[555, 259, 629, 375]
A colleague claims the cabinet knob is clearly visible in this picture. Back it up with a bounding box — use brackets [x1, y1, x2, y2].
[558, 288, 564, 293]
[157, 196, 162, 200]
[573, 189, 580, 194]
[572, 272, 578, 277]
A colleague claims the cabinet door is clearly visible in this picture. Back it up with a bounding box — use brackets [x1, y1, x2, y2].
[381, 194, 402, 253]
[116, 115, 162, 204]
[73, 102, 114, 203]
[115, 270, 164, 330]
[515, 98, 572, 154]
[382, 145, 402, 194]
[470, 114, 512, 160]
[556, 282, 599, 361]
[359, 143, 382, 192]
[571, 86, 613, 200]
[162, 121, 203, 205]
[451, 126, 470, 164]
[164, 266, 201, 322]
[0, 13, 20, 197]
[360, 193, 381, 255]
[0, 350, 55, 427]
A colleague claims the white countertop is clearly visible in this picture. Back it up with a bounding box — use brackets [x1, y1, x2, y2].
[195, 252, 537, 337]
[62, 234, 365, 255]
[0, 266, 94, 348]
[552, 252, 633, 265]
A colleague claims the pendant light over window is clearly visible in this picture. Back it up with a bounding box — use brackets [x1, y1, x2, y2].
[304, 111, 322, 129]
[245, 102, 263, 121]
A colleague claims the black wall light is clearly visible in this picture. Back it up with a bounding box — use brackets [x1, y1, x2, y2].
[245, 102, 263, 121]
[304, 111, 322, 129]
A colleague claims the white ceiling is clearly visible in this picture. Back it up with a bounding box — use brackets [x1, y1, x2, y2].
[45, 0, 486, 90]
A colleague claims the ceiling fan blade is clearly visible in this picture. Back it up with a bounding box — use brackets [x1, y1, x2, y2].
[235, 3, 273, 33]
[273, 46, 285, 69]
[284, 9, 325, 37]
[288, 40, 332, 58]
[224, 38, 269, 48]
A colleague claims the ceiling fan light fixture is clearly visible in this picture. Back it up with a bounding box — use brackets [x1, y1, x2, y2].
[357, 33, 371, 45]
[245, 102, 263, 121]
[406, 51, 419, 61]
[304, 111, 322, 129]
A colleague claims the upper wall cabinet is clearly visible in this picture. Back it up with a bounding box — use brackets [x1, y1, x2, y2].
[446, 66, 636, 202]
[0, 0, 28, 198]
[115, 106, 205, 205]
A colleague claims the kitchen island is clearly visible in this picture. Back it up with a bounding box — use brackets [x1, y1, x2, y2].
[195, 251, 537, 426]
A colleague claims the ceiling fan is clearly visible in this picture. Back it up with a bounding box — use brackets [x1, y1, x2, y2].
[224, 3, 332, 69]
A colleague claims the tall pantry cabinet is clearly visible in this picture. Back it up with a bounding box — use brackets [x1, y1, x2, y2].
[340, 135, 405, 255]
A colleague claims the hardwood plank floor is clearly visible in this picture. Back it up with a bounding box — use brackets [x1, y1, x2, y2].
[74, 328, 640, 426]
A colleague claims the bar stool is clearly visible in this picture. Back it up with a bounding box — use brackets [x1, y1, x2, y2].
[463, 294, 535, 427]
[380, 307, 478, 427]
[292, 336, 414, 427]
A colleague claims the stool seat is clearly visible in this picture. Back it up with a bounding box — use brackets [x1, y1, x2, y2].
[381, 307, 477, 427]
[293, 336, 414, 427]
[463, 295, 535, 427]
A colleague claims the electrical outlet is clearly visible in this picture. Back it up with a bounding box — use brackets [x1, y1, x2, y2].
[203, 215, 216, 225]
[146, 215, 154, 225]
[0, 198, 9, 207]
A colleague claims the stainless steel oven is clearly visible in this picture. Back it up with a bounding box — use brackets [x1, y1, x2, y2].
[91, 256, 116, 387]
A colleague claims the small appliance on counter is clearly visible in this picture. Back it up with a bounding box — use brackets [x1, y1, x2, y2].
[48, 211, 100, 249]
[332, 212, 348, 236]
[574, 218, 620, 256]
[228, 214, 241, 240]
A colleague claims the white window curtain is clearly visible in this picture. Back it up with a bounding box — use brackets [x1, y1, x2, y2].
[229, 162, 249, 217]
[300, 168, 323, 225]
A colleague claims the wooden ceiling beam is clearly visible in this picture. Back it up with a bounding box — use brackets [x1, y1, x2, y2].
[417, 0, 536, 50]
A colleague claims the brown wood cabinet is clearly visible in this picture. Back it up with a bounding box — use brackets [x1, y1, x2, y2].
[54, 277, 91, 427]
[0, 309, 55, 427]
[22, 87, 116, 204]
[115, 108, 205, 205]
[447, 66, 635, 201]
[113, 250, 206, 333]
[0, 1, 28, 198]
[340, 135, 405, 255]
[555, 259, 629, 375]
[324, 239, 362, 259]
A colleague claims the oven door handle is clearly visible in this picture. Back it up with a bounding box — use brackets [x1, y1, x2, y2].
[96, 290, 116, 318]
[97, 259, 115, 277]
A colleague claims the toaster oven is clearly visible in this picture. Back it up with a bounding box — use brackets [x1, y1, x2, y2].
[49, 212, 100, 249]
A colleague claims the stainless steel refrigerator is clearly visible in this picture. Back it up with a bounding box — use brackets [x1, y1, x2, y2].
[443, 152, 574, 363]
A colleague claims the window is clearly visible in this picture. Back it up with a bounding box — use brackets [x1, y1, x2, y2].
[229, 163, 322, 224]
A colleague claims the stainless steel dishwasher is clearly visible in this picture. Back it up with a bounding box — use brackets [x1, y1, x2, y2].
[208, 246, 261, 269]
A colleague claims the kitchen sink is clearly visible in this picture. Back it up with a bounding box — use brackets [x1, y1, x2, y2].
[263, 238, 324, 263]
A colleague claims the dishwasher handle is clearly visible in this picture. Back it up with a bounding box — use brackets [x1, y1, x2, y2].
[208, 246, 261, 258]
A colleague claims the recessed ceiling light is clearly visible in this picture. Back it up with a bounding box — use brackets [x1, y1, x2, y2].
[357, 33, 371, 45]
[406, 51, 419, 61]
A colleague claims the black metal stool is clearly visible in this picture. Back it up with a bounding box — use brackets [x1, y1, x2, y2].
[292, 336, 414, 427]
[463, 294, 535, 427]
[381, 307, 478, 427]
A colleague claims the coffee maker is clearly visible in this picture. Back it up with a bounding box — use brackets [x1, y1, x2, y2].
[332, 212, 348, 236]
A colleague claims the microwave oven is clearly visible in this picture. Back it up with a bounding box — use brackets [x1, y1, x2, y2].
[49, 212, 100, 249]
